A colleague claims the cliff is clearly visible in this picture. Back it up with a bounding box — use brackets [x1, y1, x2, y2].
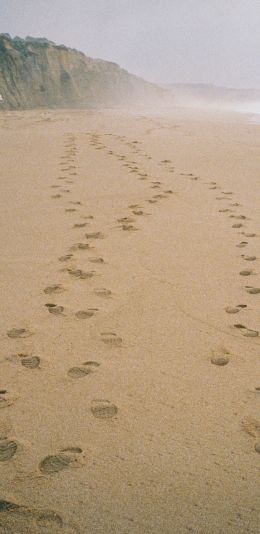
[0, 34, 165, 110]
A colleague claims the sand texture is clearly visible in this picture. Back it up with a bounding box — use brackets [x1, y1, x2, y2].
[0, 108, 259, 533]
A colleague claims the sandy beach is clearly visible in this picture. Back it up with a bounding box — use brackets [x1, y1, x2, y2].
[0, 108, 259, 533]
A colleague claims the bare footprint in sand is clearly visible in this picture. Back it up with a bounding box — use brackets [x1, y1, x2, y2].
[94, 288, 112, 297]
[219, 208, 233, 213]
[242, 416, 260, 453]
[67, 269, 95, 280]
[85, 232, 105, 239]
[242, 255, 257, 261]
[0, 392, 17, 409]
[67, 361, 99, 378]
[243, 232, 256, 238]
[7, 328, 33, 339]
[118, 217, 135, 224]
[39, 448, 84, 474]
[59, 254, 73, 262]
[240, 269, 253, 276]
[75, 309, 98, 319]
[0, 438, 18, 461]
[20, 355, 40, 369]
[70, 242, 91, 251]
[236, 242, 248, 248]
[73, 223, 88, 228]
[44, 284, 65, 295]
[225, 306, 240, 314]
[153, 194, 168, 199]
[91, 400, 118, 419]
[45, 304, 64, 315]
[101, 332, 122, 346]
[65, 208, 76, 212]
[232, 223, 243, 228]
[121, 224, 138, 231]
[132, 210, 146, 216]
[89, 257, 104, 264]
[211, 353, 230, 366]
[233, 324, 258, 337]
[245, 286, 260, 294]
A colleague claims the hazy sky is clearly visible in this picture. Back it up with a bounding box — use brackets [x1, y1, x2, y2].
[1, 0, 260, 88]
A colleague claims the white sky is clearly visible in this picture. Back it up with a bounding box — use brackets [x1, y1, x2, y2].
[1, 0, 260, 88]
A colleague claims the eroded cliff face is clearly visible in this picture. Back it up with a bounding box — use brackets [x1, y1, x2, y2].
[0, 34, 164, 110]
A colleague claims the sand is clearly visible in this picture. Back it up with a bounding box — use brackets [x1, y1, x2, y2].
[0, 107, 259, 533]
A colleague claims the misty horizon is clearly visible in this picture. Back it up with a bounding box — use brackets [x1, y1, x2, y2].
[1, 0, 260, 90]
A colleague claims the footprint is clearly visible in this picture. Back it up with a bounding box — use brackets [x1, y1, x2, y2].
[45, 304, 64, 315]
[65, 208, 76, 212]
[68, 269, 95, 279]
[219, 209, 233, 213]
[236, 242, 248, 248]
[75, 309, 98, 319]
[243, 232, 256, 238]
[118, 217, 135, 224]
[225, 306, 240, 314]
[242, 255, 256, 261]
[239, 269, 252, 276]
[101, 332, 122, 346]
[67, 366, 93, 378]
[232, 223, 243, 228]
[210, 354, 229, 366]
[89, 257, 104, 264]
[233, 324, 259, 337]
[94, 288, 112, 297]
[73, 223, 88, 228]
[44, 284, 65, 295]
[59, 254, 73, 262]
[70, 242, 90, 251]
[91, 400, 118, 419]
[20, 355, 40, 369]
[0, 394, 17, 409]
[0, 438, 18, 461]
[121, 224, 138, 231]
[132, 210, 145, 216]
[39, 449, 83, 474]
[7, 328, 32, 339]
[242, 416, 260, 453]
[85, 232, 104, 239]
[51, 194, 62, 199]
[245, 287, 260, 294]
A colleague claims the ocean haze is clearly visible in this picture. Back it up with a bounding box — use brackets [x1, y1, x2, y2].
[1, 0, 260, 89]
